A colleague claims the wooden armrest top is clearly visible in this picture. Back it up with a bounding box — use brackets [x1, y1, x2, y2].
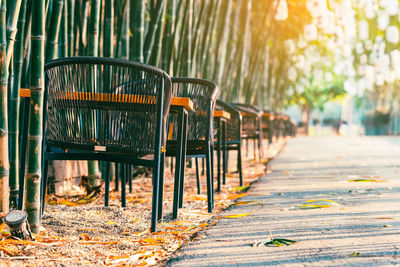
[171, 97, 194, 111]
[214, 110, 231, 120]
[240, 111, 258, 117]
[20, 89, 194, 111]
[262, 113, 272, 117]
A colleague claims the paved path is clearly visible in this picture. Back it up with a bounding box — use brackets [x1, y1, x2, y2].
[167, 136, 400, 266]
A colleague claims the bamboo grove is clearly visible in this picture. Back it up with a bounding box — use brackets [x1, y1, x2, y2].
[0, 0, 311, 232]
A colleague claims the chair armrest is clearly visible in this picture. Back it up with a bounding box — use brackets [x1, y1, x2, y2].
[214, 110, 231, 120]
[170, 97, 194, 112]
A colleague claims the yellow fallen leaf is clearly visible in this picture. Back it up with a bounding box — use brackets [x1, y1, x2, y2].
[48, 200, 78, 206]
[304, 199, 340, 206]
[106, 221, 116, 224]
[79, 241, 120, 245]
[232, 200, 261, 206]
[0, 222, 5, 233]
[227, 193, 248, 200]
[216, 212, 253, 219]
[132, 228, 150, 236]
[348, 179, 387, 183]
[231, 185, 250, 193]
[141, 238, 157, 244]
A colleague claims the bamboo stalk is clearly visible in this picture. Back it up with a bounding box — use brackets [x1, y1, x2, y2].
[143, 1, 164, 64]
[45, 0, 63, 62]
[67, 0, 74, 56]
[9, 0, 27, 208]
[130, 0, 144, 62]
[24, 0, 45, 233]
[103, 0, 113, 57]
[5, 0, 22, 69]
[86, 0, 101, 189]
[0, 0, 9, 212]
[60, 0, 68, 57]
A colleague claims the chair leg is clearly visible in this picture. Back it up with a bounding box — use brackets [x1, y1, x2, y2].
[151, 156, 162, 232]
[246, 139, 249, 157]
[104, 162, 111, 207]
[121, 164, 126, 208]
[222, 121, 227, 185]
[253, 138, 257, 160]
[217, 120, 222, 192]
[178, 111, 188, 209]
[128, 165, 133, 193]
[195, 158, 201, 194]
[157, 153, 165, 222]
[201, 158, 205, 175]
[114, 163, 119, 192]
[172, 108, 185, 219]
[205, 143, 214, 213]
[238, 145, 243, 186]
[40, 159, 49, 216]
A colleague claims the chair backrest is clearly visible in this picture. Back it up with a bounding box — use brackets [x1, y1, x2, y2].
[231, 103, 262, 132]
[44, 57, 172, 154]
[215, 100, 242, 142]
[170, 78, 218, 142]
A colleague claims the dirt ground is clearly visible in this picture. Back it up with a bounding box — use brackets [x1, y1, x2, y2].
[0, 139, 286, 266]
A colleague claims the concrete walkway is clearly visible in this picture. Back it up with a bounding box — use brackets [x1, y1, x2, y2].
[167, 136, 400, 266]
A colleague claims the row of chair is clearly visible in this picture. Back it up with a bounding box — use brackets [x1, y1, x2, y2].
[19, 57, 296, 232]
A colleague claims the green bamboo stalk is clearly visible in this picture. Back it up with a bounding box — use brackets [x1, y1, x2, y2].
[77, 0, 89, 55]
[130, 0, 144, 62]
[189, 0, 206, 76]
[9, 0, 27, 208]
[232, 0, 252, 102]
[25, 0, 45, 233]
[45, 0, 63, 62]
[86, 0, 101, 189]
[60, 0, 68, 57]
[214, 0, 232, 85]
[120, 0, 129, 59]
[0, 0, 9, 212]
[149, 3, 165, 67]
[173, 0, 190, 76]
[143, 1, 164, 64]
[116, 0, 128, 59]
[103, 0, 113, 57]
[67, 0, 74, 56]
[87, 0, 100, 56]
[161, 0, 176, 73]
[97, 0, 103, 56]
[5, 0, 22, 69]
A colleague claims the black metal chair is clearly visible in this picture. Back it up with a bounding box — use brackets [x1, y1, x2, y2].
[34, 57, 172, 232]
[272, 111, 281, 141]
[166, 78, 218, 218]
[231, 103, 263, 161]
[262, 109, 274, 146]
[214, 100, 243, 187]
